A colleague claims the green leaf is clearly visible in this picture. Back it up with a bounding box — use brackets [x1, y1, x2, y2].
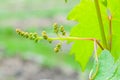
[67, 0, 120, 70]
[111, 36, 120, 59]
[70, 40, 94, 70]
[107, 0, 120, 59]
[110, 61, 120, 80]
[92, 50, 118, 80]
[93, 0, 120, 59]
[67, 0, 104, 70]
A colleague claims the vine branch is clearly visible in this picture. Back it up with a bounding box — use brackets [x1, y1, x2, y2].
[94, 0, 108, 49]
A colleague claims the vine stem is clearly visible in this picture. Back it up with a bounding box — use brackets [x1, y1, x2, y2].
[39, 37, 104, 50]
[94, 0, 108, 49]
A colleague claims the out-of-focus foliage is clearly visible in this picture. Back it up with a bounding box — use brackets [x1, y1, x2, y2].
[0, 0, 80, 71]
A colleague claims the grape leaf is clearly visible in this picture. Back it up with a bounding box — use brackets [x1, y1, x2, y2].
[110, 62, 120, 80]
[107, 0, 120, 59]
[67, 0, 120, 70]
[96, 0, 120, 59]
[92, 50, 118, 80]
[67, 0, 106, 70]
[111, 36, 120, 59]
[70, 40, 94, 70]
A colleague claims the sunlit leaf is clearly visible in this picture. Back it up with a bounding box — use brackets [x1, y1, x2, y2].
[70, 40, 94, 70]
[107, 0, 120, 59]
[67, 0, 104, 70]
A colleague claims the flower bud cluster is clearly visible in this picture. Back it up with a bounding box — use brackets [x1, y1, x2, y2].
[16, 23, 66, 53]
[53, 23, 59, 34]
[42, 31, 53, 43]
[42, 31, 48, 40]
[54, 43, 62, 53]
[16, 29, 40, 43]
[53, 23, 66, 36]
[60, 25, 66, 36]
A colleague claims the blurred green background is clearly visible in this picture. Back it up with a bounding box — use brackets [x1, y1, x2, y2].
[0, 0, 90, 80]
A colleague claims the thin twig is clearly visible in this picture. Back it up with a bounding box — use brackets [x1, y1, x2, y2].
[107, 9, 112, 51]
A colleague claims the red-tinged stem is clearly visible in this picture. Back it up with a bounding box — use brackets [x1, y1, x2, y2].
[108, 15, 112, 51]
